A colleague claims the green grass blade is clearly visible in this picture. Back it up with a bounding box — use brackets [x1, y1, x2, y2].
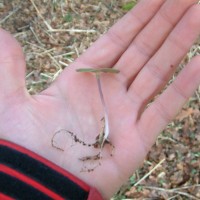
[122, 1, 137, 11]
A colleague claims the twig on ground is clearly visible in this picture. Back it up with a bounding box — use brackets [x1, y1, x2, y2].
[59, 61, 69, 67]
[30, 26, 45, 46]
[134, 158, 165, 187]
[143, 185, 200, 200]
[29, 0, 52, 31]
[0, 7, 20, 24]
[48, 28, 96, 33]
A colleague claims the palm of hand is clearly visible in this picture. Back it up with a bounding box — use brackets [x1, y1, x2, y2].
[0, 1, 200, 199]
[1, 61, 144, 195]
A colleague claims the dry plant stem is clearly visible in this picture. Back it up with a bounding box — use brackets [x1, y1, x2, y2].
[96, 73, 109, 149]
[133, 158, 165, 186]
[76, 67, 119, 148]
[143, 186, 199, 200]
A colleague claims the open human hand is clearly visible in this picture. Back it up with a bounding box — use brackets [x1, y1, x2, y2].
[0, 0, 200, 199]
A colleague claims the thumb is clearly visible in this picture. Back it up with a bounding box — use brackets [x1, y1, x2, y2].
[0, 28, 27, 99]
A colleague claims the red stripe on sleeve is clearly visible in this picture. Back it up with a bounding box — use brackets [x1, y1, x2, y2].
[0, 193, 15, 200]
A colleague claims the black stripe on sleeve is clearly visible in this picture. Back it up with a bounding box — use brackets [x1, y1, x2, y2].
[0, 172, 52, 200]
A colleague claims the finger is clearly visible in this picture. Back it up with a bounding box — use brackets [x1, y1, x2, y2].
[137, 56, 200, 151]
[0, 29, 26, 99]
[71, 0, 165, 69]
[127, 4, 200, 108]
[115, 0, 197, 85]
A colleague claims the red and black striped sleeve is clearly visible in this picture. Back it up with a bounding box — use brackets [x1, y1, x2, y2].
[0, 139, 103, 200]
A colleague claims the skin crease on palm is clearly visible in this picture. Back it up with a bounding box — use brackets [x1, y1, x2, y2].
[0, 0, 200, 199]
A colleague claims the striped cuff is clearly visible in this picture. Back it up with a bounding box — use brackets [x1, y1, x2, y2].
[0, 139, 103, 200]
